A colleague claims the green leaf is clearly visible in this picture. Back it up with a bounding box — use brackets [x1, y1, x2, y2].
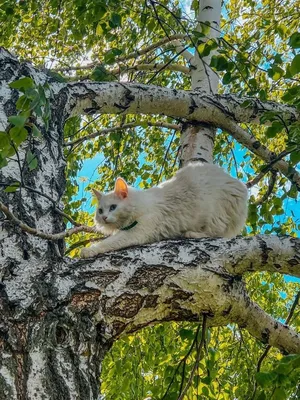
[0, 132, 10, 150]
[290, 150, 300, 164]
[265, 121, 284, 138]
[9, 77, 34, 91]
[197, 42, 214, 57]
[4, 181, 20, 193]
[91, 65, 115, 81]
[179, 328, 194, 340]
[46, 71, 67, 83]
[267, 65, 285, 81]
[240, 100, 253, 108]
[16, 95, 31, 111]
[289, 32, 300, 48]
[200, 21, 211, 35]
[273, 387, 287, 400]
[0, 155, 8, 168]
[222, 72, 232, 84]
[9, 127, 28, 146]
[290, 54, 300, 76]
[210, 55, 228, 71]
[26, 150, 38, 170]
[8, 115, 27, 128]
[32, 124, 42, 138]
[110, 13, 122, 27]
[255, 372, 276, 387]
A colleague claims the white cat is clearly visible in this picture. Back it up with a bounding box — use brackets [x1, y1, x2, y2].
[80, 163, 248, 258]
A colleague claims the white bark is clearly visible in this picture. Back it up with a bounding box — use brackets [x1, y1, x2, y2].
[180, 0, 221, 165]
[191, 0, 221, 92]
[55, 81, 300, 187]
[56, 82, 298, 127]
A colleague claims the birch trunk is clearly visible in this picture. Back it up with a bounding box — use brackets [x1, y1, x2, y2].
[180, 0, 221, 165]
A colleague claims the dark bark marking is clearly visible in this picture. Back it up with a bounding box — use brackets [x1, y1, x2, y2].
[261, 328, 270, 344]
[188, 246, 211, 265]
[106, 293, 144, 318]
[221, 305, 232, 316]
[55, 325, 68, 346]
[143, 295, 159, 308]
[252, 141, 261, 149]
[257, 237, 271, 265]
[70, 292, 101, 312]
[164, 289, 193, 304]
[111, 321, 126, 336]
[188, 97, 198, 114]
[288, 258, 299, 266]
[80, 270, 121, 287]
[126, 265, 176, 292]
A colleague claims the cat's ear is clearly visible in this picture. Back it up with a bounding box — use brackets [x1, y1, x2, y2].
[92, 188, 102, 201]
[114, 177, 128, 199]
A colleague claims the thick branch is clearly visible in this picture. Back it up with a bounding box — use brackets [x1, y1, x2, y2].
[51, 235, 300, 354]
[58, 82, 299, 128]
[56, 82, 300, 186]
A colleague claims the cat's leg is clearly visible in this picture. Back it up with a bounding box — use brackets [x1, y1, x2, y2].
[80, 228, 152, 258]
[184, 231, 207, 239]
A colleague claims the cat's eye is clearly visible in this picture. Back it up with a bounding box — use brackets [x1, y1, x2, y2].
[98, 208, 103, 214]
[109, 204, 117, 212]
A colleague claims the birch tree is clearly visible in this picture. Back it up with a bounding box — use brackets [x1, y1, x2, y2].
[0, 0, 300, 399]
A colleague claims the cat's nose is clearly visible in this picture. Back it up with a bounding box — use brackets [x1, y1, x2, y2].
[102, 216, 108, 221]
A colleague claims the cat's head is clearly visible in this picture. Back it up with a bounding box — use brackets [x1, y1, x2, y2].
[92, 177, 135, 234]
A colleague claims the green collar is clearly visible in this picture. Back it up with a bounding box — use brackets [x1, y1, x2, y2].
[120, 221, 138, 231]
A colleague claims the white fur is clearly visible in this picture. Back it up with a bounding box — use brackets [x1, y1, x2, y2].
[80, 163, 248, 257]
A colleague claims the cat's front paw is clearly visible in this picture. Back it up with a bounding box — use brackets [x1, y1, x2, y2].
[80, 247, 100, 259]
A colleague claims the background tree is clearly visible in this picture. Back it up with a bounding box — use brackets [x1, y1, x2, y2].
[0, 0, 300, 399]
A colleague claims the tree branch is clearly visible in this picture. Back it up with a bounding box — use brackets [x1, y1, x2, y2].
[64, 121, 180, 147]
[110, 62, 191, 76]
[53, 34, 188, 72]
[177, 315, 207, 400]
[251, 290, 300, 399]
[222, 120, 300, 190]
[55, 235, 300, 354]
[56, 82, 299, 126]
[253, 170, 277, 205]
[0, 200, 95, 240]
[172, 39, 194, 63]
[55, 82, 300, 188]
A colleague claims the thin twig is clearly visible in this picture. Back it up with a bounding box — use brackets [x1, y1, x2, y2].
[251, 291, 300, 400]
[53, 34, 188, 72]
[64, 121, 180, 148]
[156, 130, 177, 184]
[177, 315, 207, 400]
[161, 324, 201, 400]
[0, 201, 95, 240]
[246, 149, 293, 188]
[0, 182, 81, 227]
[254, 170, 277, 205]
[110, 62, 190, 76]
[146, 45, 191, 84]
